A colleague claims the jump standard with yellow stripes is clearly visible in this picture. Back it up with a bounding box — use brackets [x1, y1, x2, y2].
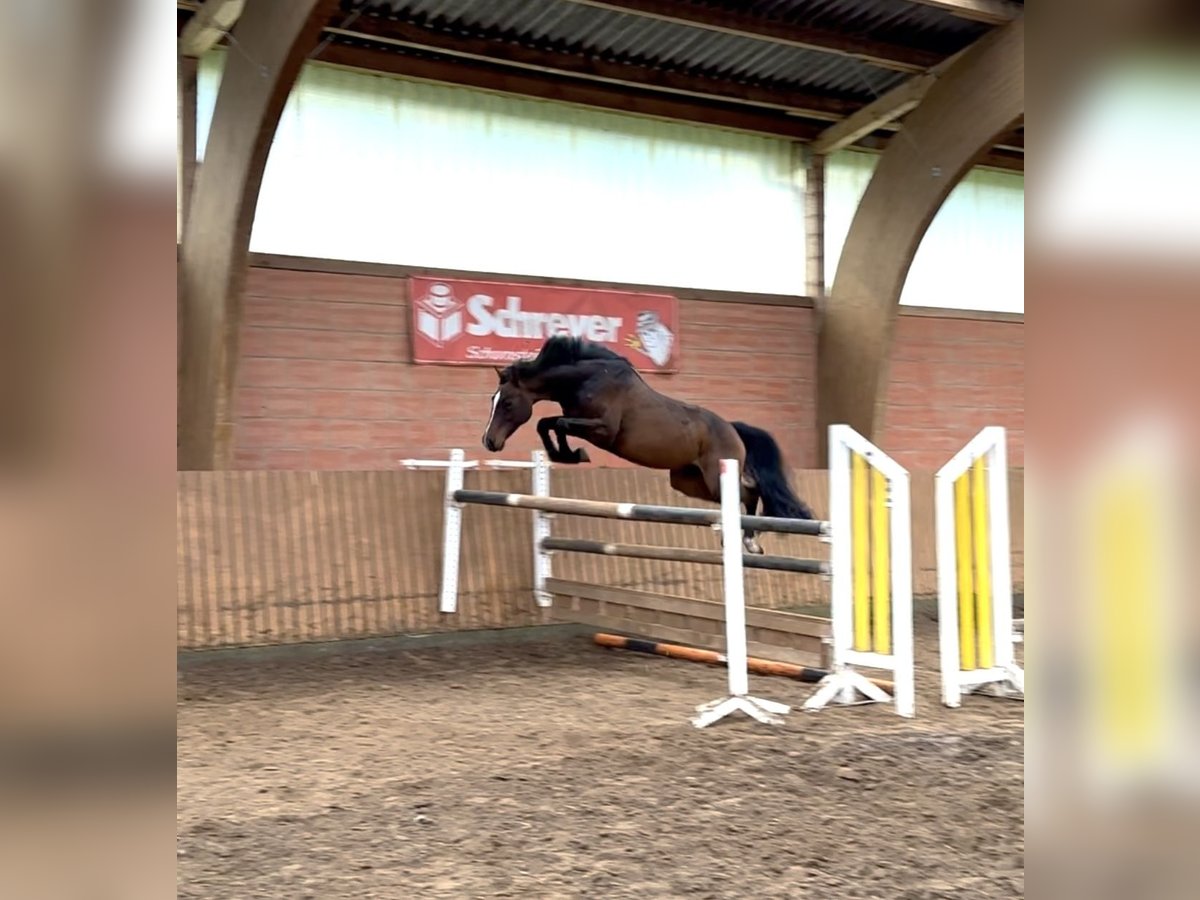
[801, 425, 916, 718]
[936, 426, 1024, 707]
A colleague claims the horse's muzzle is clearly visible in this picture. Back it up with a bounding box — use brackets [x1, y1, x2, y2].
[483, 435, 500, 452]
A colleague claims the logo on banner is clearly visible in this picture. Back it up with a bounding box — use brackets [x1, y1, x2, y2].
[626, 310, 676, 368]
[415, 282, 464, 348]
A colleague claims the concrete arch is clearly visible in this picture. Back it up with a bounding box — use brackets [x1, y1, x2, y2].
[816, 17, 1023, 464]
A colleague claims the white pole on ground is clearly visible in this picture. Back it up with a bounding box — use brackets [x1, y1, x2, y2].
[692, 459, 790, 728]
[531, 450, 553, 608]
[438, 449, 465, 614]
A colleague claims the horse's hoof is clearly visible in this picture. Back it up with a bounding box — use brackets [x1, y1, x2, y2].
[743, 537, 764, 555]
[573, 449, 591, 464]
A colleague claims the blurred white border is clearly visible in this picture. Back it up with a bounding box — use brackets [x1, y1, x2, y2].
[104, 0, 176, 180]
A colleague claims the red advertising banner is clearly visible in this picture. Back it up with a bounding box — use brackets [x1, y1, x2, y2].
[409, 277, 679, 372]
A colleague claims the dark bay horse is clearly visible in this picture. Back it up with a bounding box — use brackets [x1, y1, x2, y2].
[481, 336, 814, 553]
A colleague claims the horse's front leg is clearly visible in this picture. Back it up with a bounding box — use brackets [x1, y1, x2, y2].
[552, 417, 617, 464]
[535, 416, 581, 463]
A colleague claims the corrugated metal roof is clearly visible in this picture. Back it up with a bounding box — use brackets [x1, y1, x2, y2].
[734, 0, 989, 40]
[353, 0, 993, 101]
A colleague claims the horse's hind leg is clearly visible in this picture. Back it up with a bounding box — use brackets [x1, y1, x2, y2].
[669, 465, 715, 503]
[695, 456, 764, 555]
[741, 484, 763, 554]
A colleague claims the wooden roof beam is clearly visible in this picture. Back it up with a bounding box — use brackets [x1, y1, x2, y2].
[976, 149, 1024, 172]
[811, 49, 966, 155]
[179, 0, 245, 58]
[811, 73, 933, 155]
[331, 15, 859, 122]
[903, 1, 1022, 26]
[559, 0, 942, 73]
[315, 43, 826, 141]
[997, 123, 1023, 148]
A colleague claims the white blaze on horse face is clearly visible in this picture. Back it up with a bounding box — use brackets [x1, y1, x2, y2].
[483, 389, 501, 444]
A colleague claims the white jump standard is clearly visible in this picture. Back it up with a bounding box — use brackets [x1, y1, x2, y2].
[691, 459, 792, 728]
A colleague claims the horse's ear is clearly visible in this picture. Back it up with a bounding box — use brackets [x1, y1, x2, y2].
[493, 367, 504, 379]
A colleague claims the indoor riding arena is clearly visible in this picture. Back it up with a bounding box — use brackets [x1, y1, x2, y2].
[177, 1, 1024, 898]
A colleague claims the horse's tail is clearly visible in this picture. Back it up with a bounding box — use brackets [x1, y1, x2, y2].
[731, 421, 815, 520]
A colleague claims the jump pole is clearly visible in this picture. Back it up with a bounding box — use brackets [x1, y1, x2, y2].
[593, 633, 895, 692]
[448, 490, 829, 535]
[691, 458, 791, 728]
[539, 537, 827, 574]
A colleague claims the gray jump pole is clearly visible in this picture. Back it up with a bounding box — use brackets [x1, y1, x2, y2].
[450, 489, 830, 536]
[539, 536, 828, 575]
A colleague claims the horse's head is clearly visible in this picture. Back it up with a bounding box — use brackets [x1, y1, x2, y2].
[482, 366, 535, 452]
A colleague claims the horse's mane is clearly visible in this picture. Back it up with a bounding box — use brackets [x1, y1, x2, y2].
[507, 336, 631, 380]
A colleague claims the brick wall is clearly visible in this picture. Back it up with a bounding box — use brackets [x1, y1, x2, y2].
[232, 262, 1022, 471]
[881, 313, 1024, 469]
